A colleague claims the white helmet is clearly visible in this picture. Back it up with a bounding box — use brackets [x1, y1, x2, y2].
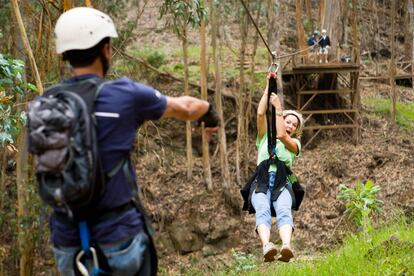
[54, 7, 118, 54]
[322, 29, 327, 34]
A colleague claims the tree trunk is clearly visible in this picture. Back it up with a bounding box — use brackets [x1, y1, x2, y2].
[390, 0, 397, 123]
[409, 0, 414, 89]
[199, 5, 212, 190]
[182, 26, 193, 180]
[63, 0, 73, 11]
[268, 0, 284, 106]
[236, 10, 248, 185]
[245, 2, 262, 166]
[11, 0, 43, 94]
[321, 1, 341, 60]
[11, 1, 44, 275]
[319, 0, 326, 30]
[295, 0, 307, 62]
[211, 0, 230, 189]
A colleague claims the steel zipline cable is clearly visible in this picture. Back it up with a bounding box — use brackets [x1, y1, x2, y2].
[238, 0, 323, 61]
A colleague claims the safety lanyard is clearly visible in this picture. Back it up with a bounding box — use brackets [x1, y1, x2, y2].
[267, 63, 279, 158]
[77, 221, 103, 276]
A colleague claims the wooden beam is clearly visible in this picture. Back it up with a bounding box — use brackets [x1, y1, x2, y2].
[298, 89, 353, 95]
[301, 109, 357, 114]
[304, 124, 357, 130]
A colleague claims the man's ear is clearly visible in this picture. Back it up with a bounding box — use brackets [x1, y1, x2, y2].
[101, 41, 112, 60]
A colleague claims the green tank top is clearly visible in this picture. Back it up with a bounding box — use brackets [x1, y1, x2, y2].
[256, 133, 301, 172]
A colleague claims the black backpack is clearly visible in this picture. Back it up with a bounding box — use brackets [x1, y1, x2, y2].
[28, 77, 107, 213]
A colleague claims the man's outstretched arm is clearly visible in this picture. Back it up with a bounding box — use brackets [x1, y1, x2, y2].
[162, 96, 219, 128]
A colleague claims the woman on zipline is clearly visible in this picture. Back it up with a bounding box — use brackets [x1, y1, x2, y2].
[252, 75, 304, 262]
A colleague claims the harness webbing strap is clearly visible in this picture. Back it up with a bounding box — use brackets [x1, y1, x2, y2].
[267, 75, 278, 157]
[78, 221, 90, 254]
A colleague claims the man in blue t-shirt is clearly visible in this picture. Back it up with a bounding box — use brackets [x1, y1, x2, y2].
[307, 30, 319, 63]
[45, 7, 219, 275]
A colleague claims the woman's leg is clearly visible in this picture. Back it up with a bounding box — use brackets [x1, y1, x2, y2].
[273, 188, 294, 262]
[251, 190, 272, 246]
[251, 189, 278, 261]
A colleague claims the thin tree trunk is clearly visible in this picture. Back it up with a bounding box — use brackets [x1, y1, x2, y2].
[245, 2, 262, 161]
[182, 27, 193, 180]
[236, 10, 248, 185]
[268, 0, 284, 106]
[211, 0, 230, 189]
[409, 0, 414, 89]
[11, 1, 44, 274]
[199, 5, 212, 190]
[405, 0, 412, 60]
[11, 0, 43, 94]
[390, 0, 397, 123]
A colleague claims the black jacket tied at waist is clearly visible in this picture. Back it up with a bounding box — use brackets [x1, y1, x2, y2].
[240, 158, 304, 217]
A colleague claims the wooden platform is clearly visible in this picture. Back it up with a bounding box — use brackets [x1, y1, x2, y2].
[286, 62, 361, 148]
[284, 63, 360, 76]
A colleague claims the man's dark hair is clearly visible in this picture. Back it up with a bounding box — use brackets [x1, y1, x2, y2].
[62, 37, 110, 68]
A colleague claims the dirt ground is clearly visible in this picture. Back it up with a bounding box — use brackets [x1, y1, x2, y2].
[132, 76, 414, 274]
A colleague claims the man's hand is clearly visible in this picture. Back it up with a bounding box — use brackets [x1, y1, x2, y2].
[196, 103, 219, 128]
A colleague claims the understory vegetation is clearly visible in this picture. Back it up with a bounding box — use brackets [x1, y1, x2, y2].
[200, 215, 414, 276]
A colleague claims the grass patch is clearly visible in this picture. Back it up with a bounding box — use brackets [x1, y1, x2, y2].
[363, 97, 414, 130]
[213, 216, 414, 275]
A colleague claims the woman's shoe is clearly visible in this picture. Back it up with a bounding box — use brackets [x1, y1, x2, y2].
[278, 244, 294, 262]
[263, 242, 278, 262]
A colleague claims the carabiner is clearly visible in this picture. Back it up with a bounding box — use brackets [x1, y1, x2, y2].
[268, 62, 279, 74]
[75, 247, 100, 276]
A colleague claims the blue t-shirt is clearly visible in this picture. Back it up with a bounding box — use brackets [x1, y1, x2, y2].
[50, 74, 167, 246]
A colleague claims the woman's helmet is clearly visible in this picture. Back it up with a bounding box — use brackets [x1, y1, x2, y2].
[283, 110, 304, 138]
[322, 29, 327, 34]
[54, 7, 118, 54]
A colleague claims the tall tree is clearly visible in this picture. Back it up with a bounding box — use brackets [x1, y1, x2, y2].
[210, 0, 230, 189]
[267, 0, 284, 106]
[160, 0, 206, 180]
[198, 0, 212, 190]
[11, 1, 43, 274]
[304, 0, 314, 33]
[408, 0, 414, 89]
[295, 0, 307, 61]
[235, 6, 248, 184]
[390, 0, 397, 123]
